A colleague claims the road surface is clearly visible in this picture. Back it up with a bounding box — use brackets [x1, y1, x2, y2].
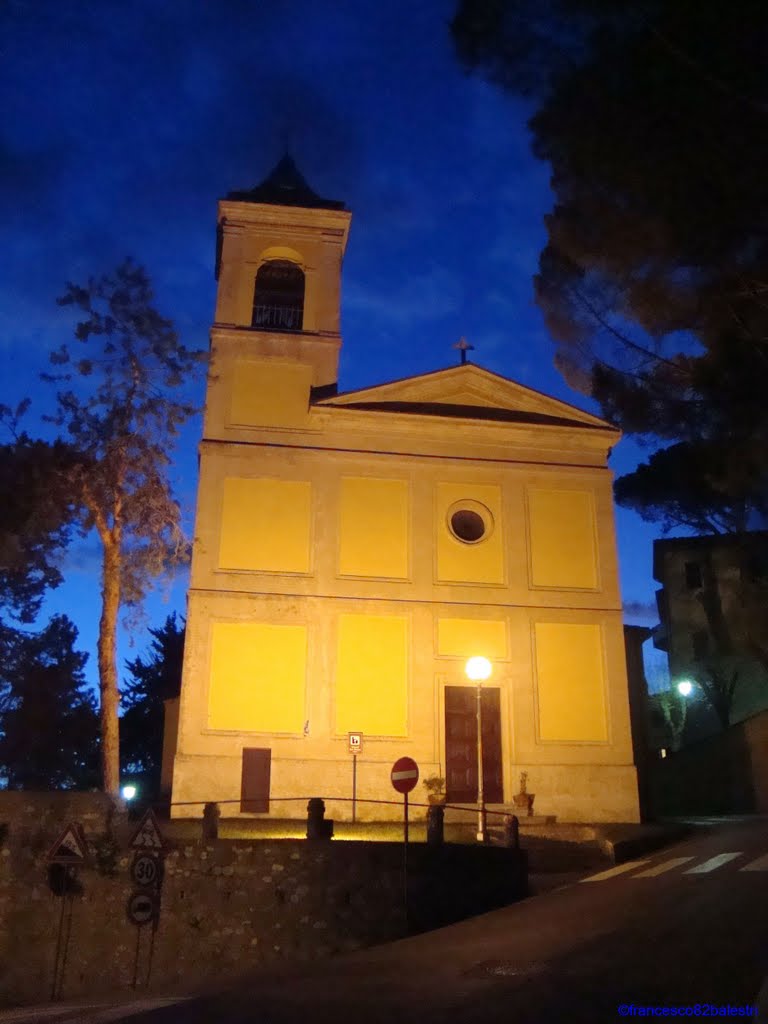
[4, 817, 767, 1022]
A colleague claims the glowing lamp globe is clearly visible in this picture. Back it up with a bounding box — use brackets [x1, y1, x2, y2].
[465, 656, 492, 682]
[121, 784, 138, 801]
[677, 680, 693, 697]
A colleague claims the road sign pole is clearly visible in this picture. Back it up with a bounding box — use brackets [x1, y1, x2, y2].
[403, 791, 409, 929]
[352, 753, 357, 823]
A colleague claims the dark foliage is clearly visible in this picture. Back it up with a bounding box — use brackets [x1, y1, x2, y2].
[0, 615, 99, 789]
[120, 614, 184, 799]
[452, 1, 768, 530]
[0, 414, 79, 623]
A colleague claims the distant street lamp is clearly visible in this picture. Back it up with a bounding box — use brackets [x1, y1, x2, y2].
[465, 655, 492, 843]
[677, 679, 694, 697]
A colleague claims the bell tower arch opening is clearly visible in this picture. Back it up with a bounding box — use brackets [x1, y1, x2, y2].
[251, 259, 305, 332]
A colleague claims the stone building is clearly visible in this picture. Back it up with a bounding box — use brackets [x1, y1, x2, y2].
[653, 532, 768, 730]
[168, 156, 640, 823]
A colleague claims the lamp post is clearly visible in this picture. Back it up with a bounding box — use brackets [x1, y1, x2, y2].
[465, 655, 492, 843]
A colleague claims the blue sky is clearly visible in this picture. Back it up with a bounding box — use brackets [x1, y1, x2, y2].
[1, 0, 666, 687]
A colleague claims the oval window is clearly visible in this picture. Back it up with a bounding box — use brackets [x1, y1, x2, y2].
[446, 500, 494, 544]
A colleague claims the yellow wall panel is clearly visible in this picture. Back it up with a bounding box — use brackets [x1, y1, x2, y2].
[437, 618, 507, 660]
[335, 614, 408, 736]
[219, 477, 311, 574]
[528, 488, 598, 589]
[230, 361, 312, 428]
[436, 483, 504, 585]
[208, 622, 306, 733]
[338, 477, 409, 578]
[534, 622, 608, 742]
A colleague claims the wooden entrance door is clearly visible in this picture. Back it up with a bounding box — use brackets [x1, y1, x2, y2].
[445, 686, 503, 803]
[240, 748, 271, 812]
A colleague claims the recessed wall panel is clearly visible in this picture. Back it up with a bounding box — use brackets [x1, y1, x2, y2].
[335, 614, 408, 736]
[528, 488, 598, 589]
[229, 360, 312, 428]
[534, 622, 608, 742]
[219, 477, 311, 574]
[338, 477, 409, 578]
[208, 622, 306, 733]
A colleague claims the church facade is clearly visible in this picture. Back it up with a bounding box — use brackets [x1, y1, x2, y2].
[169, 157, 640, 823]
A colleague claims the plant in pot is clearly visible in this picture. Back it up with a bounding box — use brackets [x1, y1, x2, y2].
[513, 771, 535, 816]
[422, 775, 446, 805]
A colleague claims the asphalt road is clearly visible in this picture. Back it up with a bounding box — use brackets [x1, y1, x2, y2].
[5, 817, 768, 1023]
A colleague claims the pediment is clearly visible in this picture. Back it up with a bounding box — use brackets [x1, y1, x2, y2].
[315, 364, 612, 431]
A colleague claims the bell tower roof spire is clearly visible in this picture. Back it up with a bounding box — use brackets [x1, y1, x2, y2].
[226, 154, 346, 211]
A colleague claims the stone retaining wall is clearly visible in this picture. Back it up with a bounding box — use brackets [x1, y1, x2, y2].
[0, 793, 526, 1008]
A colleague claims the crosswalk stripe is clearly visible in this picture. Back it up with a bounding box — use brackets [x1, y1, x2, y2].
[684, 853, 742, 874]
[580, 860, 650, 882]
[740, 853, 768, 872]
[633, 856, 695, 877]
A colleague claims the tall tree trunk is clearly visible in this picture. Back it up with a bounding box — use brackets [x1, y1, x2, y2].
[98, 540, 121, 796]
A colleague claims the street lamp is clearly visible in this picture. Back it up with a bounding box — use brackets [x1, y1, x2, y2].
[677, 679, 693, 697]
[465, 655, 492, 843]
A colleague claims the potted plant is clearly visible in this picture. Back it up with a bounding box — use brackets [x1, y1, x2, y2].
[512, 771, 535, 816]
[422, 775, 446, 805]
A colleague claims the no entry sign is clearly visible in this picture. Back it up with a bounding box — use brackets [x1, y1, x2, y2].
[391, 756, 419, 794]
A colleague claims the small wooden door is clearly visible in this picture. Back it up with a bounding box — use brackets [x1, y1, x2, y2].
[240, 748, 271, 813]
[445, 686, 503, 803]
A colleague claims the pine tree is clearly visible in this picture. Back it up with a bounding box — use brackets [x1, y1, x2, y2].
[121, 614, 185, 798]
[0, 615, 99, 789]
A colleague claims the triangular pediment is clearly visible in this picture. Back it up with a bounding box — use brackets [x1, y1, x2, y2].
[315, 364, 612, 431]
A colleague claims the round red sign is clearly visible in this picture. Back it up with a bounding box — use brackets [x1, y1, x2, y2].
[390, 756, 419, 794]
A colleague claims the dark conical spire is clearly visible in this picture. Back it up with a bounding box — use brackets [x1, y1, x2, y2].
[226, 154, 346, 210]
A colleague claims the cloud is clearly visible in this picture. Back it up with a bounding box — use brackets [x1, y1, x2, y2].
[623, 600, 658, 622]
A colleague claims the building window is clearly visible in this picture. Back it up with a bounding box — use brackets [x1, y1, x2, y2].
[447, 500, 494, 544]
[684, 561, 702, 590]
[251, 260, 304, 331]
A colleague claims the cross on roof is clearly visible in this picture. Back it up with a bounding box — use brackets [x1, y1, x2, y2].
[452, 336, 475, 365]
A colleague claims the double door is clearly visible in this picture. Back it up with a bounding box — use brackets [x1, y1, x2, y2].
[444, 686, 503, 804]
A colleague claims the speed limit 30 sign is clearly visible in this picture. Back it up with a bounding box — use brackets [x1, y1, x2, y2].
[131, 852, 162, 889]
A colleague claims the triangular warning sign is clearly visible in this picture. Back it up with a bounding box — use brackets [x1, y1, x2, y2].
[47, 823, 88, 864]
[128, 808, 164, 851]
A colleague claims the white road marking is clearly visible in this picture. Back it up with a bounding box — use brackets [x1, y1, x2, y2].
[633, 856, 695, 877]
[580, 860, 650, 882]
[740, 853, 768, 872]
[684, 853, 742, 874]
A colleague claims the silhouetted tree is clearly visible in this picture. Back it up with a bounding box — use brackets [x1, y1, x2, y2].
[42, 262, 206, 796]
[452, 1, 768, 528]
[0, 615, 98, 789]
[0, 406, 78, 623]
[121, 613, 184, 798]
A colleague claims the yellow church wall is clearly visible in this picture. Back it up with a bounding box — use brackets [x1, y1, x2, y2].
[435, 482, 505, 585]
[173, 587, 637, 821]
[190, 444, 622, 613]
[334, 613, 409, 736]
[338, 477, 409, 579]
[527, 487, 599, 590]
[218, 477, 312, 574]
[229, 360, 312, 430]
[207, 622, 307, 733]
[533, 622, 608, 742]
[436, 617, 508, 660]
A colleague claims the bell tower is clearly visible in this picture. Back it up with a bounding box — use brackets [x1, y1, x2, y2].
[204, 156, 351, 438]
